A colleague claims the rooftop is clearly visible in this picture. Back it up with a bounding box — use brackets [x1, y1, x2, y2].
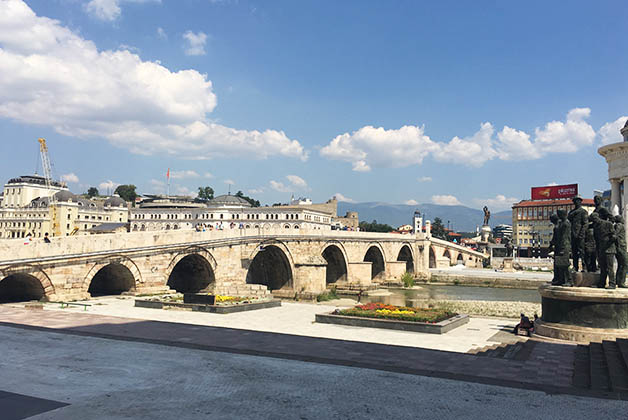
[513, 198, 595, 208]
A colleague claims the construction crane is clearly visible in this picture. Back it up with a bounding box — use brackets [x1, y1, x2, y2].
[38, 138, 61, 237]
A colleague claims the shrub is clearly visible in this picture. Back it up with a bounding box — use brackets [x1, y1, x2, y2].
[401, 272, 414, 288]
[317, 286, 339, 302]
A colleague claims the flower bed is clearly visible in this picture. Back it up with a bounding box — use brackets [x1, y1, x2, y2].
[337, 302, 456, 324]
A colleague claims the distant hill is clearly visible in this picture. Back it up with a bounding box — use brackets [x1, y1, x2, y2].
[337, 201, 512, 232]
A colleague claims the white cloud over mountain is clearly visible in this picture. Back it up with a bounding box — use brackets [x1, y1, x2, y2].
[473, 194, 519, 211]
[321, 108, 611, 171]
[0, 1, 307, 162]
[431, 195, 461, 206]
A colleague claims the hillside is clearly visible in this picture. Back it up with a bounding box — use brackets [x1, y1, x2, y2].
[337, 201, 512, 232]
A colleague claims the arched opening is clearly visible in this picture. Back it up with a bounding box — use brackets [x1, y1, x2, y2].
[364, 246, 385, 281]
[429, 247, 436, 268]
[167, 254, 215, 293]
[246, 245, 292, 291]
[322, 245, 347, 284]
[0, 273, 45, 303]
[88, 263, 135, 297]
[397, 245, 414, 273]
[443, 249, 452, 266]
[457, 253, 464, 264]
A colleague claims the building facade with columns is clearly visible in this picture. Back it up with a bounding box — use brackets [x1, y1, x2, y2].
[598, 121, 628, 224]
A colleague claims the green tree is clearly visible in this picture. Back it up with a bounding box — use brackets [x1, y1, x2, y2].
[87, 187, 99, 198]
[114, 185, 138, 203]
[431, 217, 447, 240]
[359, 220, 394, 233]
[235, 190, 260, 207]
[197, 186, 214, 201]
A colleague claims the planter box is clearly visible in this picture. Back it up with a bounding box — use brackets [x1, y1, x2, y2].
[135, 298, 281, 314]
[315, 312, 469, 334]
[183, 294, 216, 305]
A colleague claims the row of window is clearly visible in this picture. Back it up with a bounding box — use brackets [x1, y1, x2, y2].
[130, 212, 330, 222]
[515, 204, 578, 220]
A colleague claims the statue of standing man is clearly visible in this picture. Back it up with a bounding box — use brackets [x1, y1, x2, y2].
[483, 206, 490, 226]
[568, 195, 588, 272]
[552, 210, 573, 286]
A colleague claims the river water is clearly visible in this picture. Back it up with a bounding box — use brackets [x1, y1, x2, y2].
[358, 285, 541, 307]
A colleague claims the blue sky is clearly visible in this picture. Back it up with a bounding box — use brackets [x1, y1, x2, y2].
[0, 0, 626, 211]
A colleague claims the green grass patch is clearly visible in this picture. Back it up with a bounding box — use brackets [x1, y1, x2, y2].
[317, 287, 339, 302]
[401, 272, 414, 288]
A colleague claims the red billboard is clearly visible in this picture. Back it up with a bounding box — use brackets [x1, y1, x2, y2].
[531, 184, 578, 200]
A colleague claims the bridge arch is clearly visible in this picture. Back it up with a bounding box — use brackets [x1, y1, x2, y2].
[246, 240, 295, 291]
[396, 244, 414, 273]
[429, 246, 437, 268]
[166, 247, 217, 293]
[321, 242, 348, 285]
[364, 243, 386, 282]
[456, 253, 464, 264]
[83, 256, 142, 297]
[0, 266, 54, 302]
[443, 249, 452, 266]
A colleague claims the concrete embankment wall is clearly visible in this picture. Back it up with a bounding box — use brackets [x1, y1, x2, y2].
[424, 272, 548, 290]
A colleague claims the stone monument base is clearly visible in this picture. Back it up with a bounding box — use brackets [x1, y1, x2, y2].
[570, 272, 600, 287]
[536, 283, 628, 343]
[501, 257, 515, 272]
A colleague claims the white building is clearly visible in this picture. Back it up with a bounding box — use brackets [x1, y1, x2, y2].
[129, 194, 334, 232]
[0, 175, 128, 239]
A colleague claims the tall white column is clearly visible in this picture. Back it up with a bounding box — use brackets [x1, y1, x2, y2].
[611, 178, 621, 214]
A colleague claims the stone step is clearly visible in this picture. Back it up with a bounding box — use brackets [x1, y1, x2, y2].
[589, 342, 611, 391]
[572, 345, 591, 389]
[602, 341, 628, 392]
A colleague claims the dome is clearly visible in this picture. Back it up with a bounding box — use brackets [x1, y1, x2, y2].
[104, 195, 126, 207]
[54, 190, 75, 202]
[208, 194, 251, 207]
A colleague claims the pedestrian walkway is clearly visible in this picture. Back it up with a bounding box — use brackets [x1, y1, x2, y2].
[0, 304, 621, 400]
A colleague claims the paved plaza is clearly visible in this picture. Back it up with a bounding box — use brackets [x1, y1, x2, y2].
[0, 299, 627, 419]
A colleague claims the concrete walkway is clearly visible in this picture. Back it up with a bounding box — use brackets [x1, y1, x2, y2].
[1, 324, 626, 420]
[27, 297, 519, 353]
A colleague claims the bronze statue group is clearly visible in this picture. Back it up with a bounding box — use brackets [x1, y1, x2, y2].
[550, 195, 627, 289]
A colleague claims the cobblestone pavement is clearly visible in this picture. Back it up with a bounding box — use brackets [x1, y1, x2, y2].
[1, 324, 627, 420]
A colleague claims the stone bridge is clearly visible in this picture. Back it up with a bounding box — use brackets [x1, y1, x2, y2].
[0, 229, 485, 302]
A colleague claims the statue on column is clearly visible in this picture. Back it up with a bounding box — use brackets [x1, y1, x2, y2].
[614, 215, 627, 288]
[551, 210, 572, 286]
[568, 195, 588, 271]
[596, 208, 616, 289]
[483, 206, 491, 225]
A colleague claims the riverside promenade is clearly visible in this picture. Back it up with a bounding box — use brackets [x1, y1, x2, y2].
[1, 298, 627, 419]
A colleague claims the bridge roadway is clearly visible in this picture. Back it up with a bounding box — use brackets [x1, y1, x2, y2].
[0, 228, 485, 302]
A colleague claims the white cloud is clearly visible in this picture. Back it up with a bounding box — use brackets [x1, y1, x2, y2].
[431, 195, 461, 206]
[149, 179, 166, 193]
[0, 1, 307, 162]
[169, 170, 199, 179]
[270, 180, 291, 193]
[473, 194, 519, 211]
[98, 180, 119, 192]
[248, 188, 264, 194]
[533, 108, 595, 154]
[495, 126, 540, 160]
[404, 199, 419, 205]
[433, 122, 497, 167]
[334, 193, 356, 203]
[156, 27, 167, 40]
[418, 176, 432, 182]
[321, 108, 600, 170]
[598, 116, 628, 145]
[320, 125, 438, 172]
[60, 173, 79, 184]
[286, 175, 307, 189]
[175, 185, 194, 196]
[84, 0, 121, 21]
[224, 179, 235, 185]
[84, 0, 161, 22]
[183, 31, 207, 56]
[203, 172, 214, 178]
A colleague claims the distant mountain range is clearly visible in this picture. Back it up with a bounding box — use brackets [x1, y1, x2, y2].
[337, 201, 512, 232]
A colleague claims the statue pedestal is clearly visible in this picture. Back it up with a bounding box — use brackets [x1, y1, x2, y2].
[535, 284, 628, 342]
[480, 225, 491, 242]
[502, 257, 515, 272]
[570, 272, 599, 287]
